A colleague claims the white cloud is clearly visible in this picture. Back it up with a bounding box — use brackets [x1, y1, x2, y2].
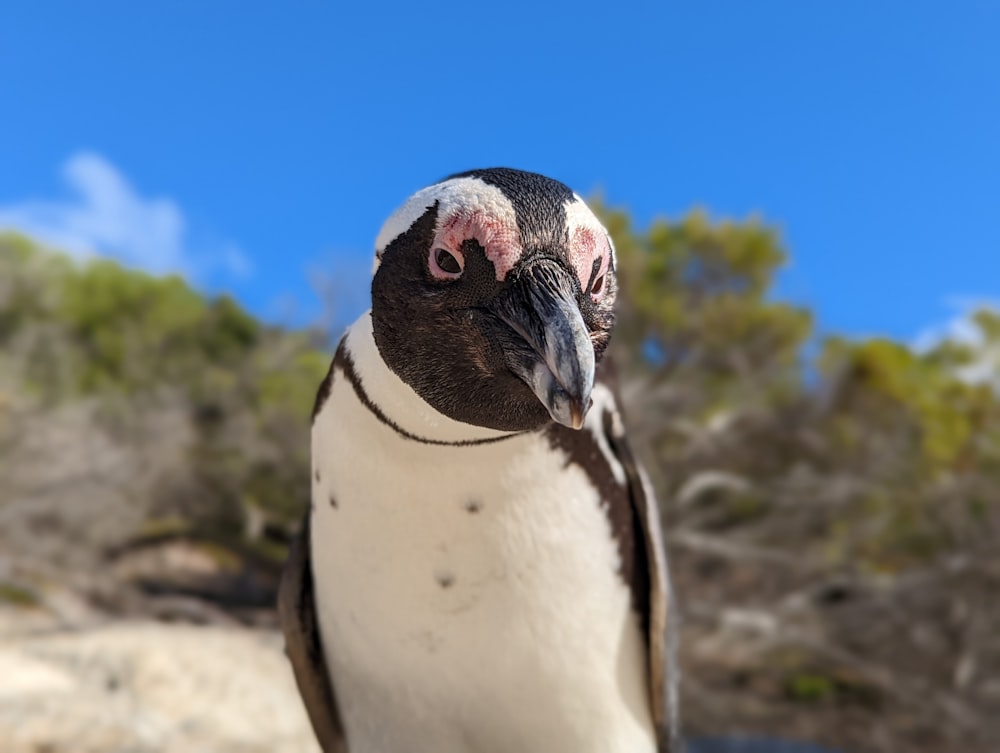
[914, 297, 1000, 386]
[0, 152, 250, 280]
[914, 297, 1000, 349]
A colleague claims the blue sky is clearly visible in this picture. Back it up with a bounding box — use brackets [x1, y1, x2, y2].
[1, 1, 997, 342]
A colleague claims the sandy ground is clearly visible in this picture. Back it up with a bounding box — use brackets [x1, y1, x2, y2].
[0, 610, 319, 753]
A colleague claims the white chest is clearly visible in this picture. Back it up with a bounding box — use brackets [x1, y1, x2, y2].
[308, 327, 655, 753]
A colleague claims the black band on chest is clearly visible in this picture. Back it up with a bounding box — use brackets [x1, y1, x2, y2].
[332, 345, 528, 448]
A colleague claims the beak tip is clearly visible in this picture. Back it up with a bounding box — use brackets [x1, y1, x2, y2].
[553, 393, 591, 431]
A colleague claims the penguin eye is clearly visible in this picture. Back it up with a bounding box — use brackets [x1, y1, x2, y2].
[430, 247, 464, 279]
[591, 273, 605, 297]
[587, 256, 607, 299]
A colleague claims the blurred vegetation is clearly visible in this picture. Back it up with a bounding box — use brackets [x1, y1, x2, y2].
[2, 221, 998, 566]
[590, 205, 999, 751]
[0, 232, 327, 554]
[2, 214, 998, 751]
[597, 202, 1000, 572]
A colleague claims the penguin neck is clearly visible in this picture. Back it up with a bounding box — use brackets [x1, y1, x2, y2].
[343, 312, 523, 446]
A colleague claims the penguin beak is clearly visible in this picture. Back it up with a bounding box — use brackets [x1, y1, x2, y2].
[492, 261, 595, 430]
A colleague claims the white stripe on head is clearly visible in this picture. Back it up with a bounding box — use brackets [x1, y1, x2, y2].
[565, 195, 615, 296]
[374, 177, 522, 281]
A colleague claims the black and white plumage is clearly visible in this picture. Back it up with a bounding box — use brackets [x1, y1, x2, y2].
[279, 168, 680, 753]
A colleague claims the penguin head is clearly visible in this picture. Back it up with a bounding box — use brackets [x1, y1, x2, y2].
[370, 168, 617, 433]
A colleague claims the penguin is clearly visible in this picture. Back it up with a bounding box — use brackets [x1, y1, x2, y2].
[279, 168, 680, 753]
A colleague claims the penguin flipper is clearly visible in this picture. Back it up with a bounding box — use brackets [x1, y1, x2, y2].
[278, 514, 349, 753]
[598, 367, 681, 753]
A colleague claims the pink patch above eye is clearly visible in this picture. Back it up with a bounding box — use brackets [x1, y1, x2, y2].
[569, 226, 610, 298]
[436, 210, 523, 281]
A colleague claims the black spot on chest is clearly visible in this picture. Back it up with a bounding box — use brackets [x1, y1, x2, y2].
[464, 499, 482, 514]
[435, 571, 455, 589]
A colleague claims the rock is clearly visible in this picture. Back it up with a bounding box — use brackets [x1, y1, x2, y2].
[0, 620, 319, 753]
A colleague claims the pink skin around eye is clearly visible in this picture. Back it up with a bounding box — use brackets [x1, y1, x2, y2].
[431, 210, 610, 292]
[568, 226, 610, 299]
[434, 210, 523, 281]
[429, 246, 464, 279]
